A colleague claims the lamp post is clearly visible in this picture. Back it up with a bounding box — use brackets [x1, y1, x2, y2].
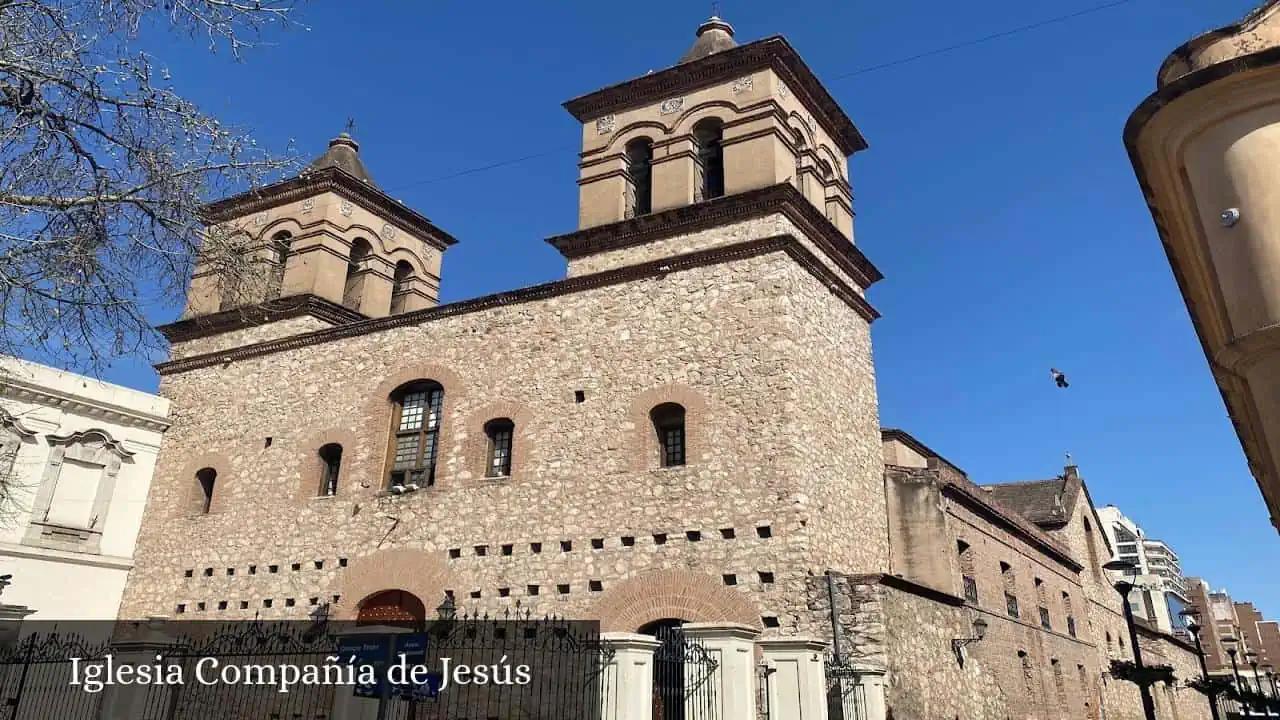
[1180, 609, 1224, 720]
[1248, 652, 1273, 718]
[1104, 559, 1157, 720]
[1225, 637, 1249, 717]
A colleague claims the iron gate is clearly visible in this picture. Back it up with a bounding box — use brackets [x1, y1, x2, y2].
[824, 652, 868, 720]
[650, 626, 719, 720]
[1, 611, 615, 720]
[0, 633, 109, 720]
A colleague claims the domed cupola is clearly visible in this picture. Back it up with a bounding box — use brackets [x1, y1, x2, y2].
[678, 15, 737, 64]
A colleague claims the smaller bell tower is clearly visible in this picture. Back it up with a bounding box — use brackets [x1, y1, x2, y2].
[182, 133, 457, 323]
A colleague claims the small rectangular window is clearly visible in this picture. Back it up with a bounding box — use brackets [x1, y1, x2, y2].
[1006, 592, 1020, 619]
[963, 576, 978, 604]
[1039, 606, 1052, 631]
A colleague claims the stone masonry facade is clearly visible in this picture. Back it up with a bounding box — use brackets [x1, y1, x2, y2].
[120, 223, 884, 637]
[117, 16, 1216, 720]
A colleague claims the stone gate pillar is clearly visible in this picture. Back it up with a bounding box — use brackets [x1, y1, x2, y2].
[759, 637, 831, 720]
[98, 620, 179, 720]
[601, 632, 662, 720]
[683, 622, 760, 719]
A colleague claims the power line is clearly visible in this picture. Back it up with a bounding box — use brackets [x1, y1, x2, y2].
[829, 0, 1139, 79]
[385, 0, 1141, 191]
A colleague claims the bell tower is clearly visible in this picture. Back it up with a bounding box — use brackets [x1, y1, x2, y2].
[181, 133, 457, 323]
[564, 15, 865, 238]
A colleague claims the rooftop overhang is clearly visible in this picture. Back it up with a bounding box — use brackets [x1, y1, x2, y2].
[563, 36, 867, 156]
[1125, 46, 1280, 534]
[200, 166, 459, 251]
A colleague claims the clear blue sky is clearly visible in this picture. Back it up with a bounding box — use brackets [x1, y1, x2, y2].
[109, 0, 1279, 615]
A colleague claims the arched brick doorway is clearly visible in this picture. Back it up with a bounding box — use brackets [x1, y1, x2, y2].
[590, 570, 761, 632]
[333, 548, 452, 621]
[355, 589, 426, 628]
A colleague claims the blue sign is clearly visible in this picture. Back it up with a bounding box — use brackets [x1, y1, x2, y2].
[337, 633, 436, 700]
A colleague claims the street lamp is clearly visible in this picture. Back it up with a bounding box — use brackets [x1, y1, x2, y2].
[1103, 559, 1157, 720]
[951, 615, 988, 666]
[1225, 637, 1249, 716]
[1179, 608, 1223, 720]
[1248, 652, 1273, 718]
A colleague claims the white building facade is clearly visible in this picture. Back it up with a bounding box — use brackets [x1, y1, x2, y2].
[0, 357, 169, 620]
[1098, 505, 1191, 634]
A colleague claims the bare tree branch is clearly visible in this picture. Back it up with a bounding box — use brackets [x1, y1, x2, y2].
[0, 0, 302, 373]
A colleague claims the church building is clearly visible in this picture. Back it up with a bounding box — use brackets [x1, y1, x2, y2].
[119, 15, 1210, 720]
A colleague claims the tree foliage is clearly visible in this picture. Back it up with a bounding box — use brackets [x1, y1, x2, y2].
[0, 0, 299, 371]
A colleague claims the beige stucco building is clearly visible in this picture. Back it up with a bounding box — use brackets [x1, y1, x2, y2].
[117, 15, 1211, 720]
[1126, 0, 1280, 533]
[0, 356, 170, 620]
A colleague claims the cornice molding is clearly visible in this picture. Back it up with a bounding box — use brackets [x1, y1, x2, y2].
[545, 183, 882, 289]
[0, 382, 170, 434]
[158, 294, 365, 344]
[200, 167, 459, 251]
[156, 234, 879, 376]
[563, 36, 867, 156]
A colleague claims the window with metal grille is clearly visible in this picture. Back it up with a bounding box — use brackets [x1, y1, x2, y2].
[650, 403, 686, 467]
[963, 575, 978, 604]
[318, 443, 342, 496]
[1067, 615, 1077, 638]
[1006, 593, 1020, 618]
[388, 381, 444, 487]
[484, 418, 514, 477]
[1039, 606, 1051, 631]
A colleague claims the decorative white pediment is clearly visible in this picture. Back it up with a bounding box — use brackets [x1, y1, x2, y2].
[45, 428, 135, 458]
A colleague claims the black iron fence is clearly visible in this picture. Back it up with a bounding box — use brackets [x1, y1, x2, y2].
[0, 613, 614, 720]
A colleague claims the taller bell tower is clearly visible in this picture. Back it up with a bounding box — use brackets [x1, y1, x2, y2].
[564, 15, 864, 238]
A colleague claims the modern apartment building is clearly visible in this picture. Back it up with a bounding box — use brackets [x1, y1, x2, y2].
[1097, 505, 1190, 634]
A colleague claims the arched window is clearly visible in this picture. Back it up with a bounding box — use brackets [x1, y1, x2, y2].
[484, 418, 514, 478]
[390, 260, 414, 314]
[196, 467, 217, 514]
[694, 118, 725, 201]
[344, 237, 372, 310]
[268, 230, 292, 295]
[388, 381, 444, 488]
[318, 443, 343, 496]
[650, 403, 686, 468]
[626, 138, 654, 217]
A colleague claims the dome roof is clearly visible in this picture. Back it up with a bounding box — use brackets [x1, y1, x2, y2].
[305, 132, 376, 186]
[678, 16, 737, 64]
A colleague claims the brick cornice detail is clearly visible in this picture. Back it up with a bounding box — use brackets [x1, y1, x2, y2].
[155, 235, 879, 376]
[563, 36, 867, 156]
[545, 183, 881, 289]
[158, 294, 365, 343]
[200, 167, 459, 251]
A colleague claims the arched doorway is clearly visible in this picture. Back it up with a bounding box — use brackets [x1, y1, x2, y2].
[355, 589, 426, 629]
[641, 618, 689, 720]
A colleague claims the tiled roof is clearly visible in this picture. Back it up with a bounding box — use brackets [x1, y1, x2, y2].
[981, 478, 1072, 527]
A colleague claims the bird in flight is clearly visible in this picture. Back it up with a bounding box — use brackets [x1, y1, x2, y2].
[1051, 368, 1069, 388]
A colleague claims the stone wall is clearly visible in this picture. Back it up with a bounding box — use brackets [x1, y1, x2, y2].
[119, 228, 885, 634]
[809, 573, 1010, 720]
